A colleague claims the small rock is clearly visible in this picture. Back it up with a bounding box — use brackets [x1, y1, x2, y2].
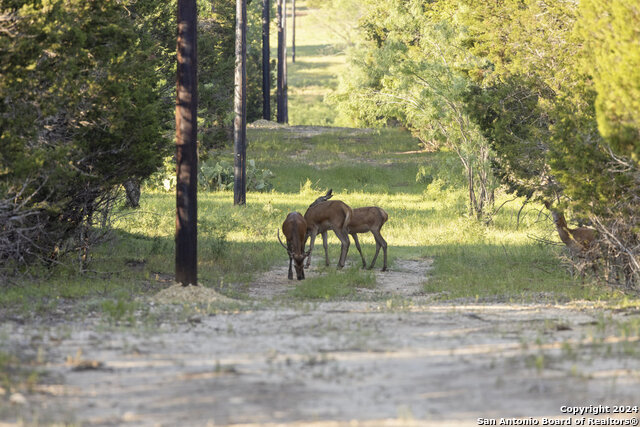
[0, 387, 6, 396]
[71, 360, 105, 371]
[10, 392, 27, 405]
[188, 316, 202, 324]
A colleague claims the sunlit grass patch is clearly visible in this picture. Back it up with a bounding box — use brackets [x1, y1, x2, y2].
[290, 267, 376, 300]
[2, 0, 637, 317]
[1, 122, 635, 316]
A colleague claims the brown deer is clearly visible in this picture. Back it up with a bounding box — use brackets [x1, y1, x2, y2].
[304, 191, 352, 269]
[278, 212, 310, 280]
[349, 207, 389, 271]
[544, 201, 596, 254]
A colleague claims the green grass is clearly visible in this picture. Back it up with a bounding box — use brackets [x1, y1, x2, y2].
[2, 125, 632, 319]
[273, 0, 351, 125]
[290, 266, 376, 300]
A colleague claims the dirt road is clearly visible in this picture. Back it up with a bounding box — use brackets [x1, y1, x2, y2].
[2, 260, 639, 426]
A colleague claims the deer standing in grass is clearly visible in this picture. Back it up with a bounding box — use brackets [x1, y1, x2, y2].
[278, 212, 310, 280]
[304, 190, 352, 269]
[349, 207, 389, 271]
[543, 201, 596, 254]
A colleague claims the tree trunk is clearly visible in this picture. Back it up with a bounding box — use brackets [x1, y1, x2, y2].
[123, 179, 140, 208]
[175, 0, 198, 286]
[276, 0, 285, 123]
[262, 0, 271, 120]
[292, 0, 296, 63]
[283, 0, 288, 123]
[467, 164, 477, 218]
[234, 0, 247, 205]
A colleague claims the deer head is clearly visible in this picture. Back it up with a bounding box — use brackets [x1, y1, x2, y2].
[278, 212, 310, 280]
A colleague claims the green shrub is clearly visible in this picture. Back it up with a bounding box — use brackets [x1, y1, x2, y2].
[147, 157, 274, 193]
[0, 0, 168, 268]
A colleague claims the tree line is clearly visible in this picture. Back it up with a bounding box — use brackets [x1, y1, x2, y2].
[332, 0, 639, 290]
[0, 0, 288, 276]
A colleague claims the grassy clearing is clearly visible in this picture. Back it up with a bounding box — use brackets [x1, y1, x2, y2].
[1, 2, 637, 317]
[290, 266, 376, 300]
[1, 125, 633, 317]
[276, 0, 351, 125]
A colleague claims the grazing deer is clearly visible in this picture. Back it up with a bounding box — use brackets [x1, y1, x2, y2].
[304, 191, 352, 269]
[544, 201, 596, 254]
[278, 212, 310, 280]
[349, 207, 389, 271]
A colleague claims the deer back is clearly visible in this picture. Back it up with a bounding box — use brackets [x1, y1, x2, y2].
[349, 207, 388, 233]
[304, 200, 352, 233]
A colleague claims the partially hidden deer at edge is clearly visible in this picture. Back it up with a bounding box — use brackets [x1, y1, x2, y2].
[349, 206, 389, 271]
[278, 212, 310, 280]
[303, 190, 352, 269]
[543, 201, 596, 254]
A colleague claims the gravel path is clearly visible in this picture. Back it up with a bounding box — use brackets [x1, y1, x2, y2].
[1, 260, 639, 426]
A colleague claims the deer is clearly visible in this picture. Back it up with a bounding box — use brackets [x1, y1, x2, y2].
[277, 212, 310, 280]
[303, 190, 352, 269]
[543, 200, 596, 254]
[349, 206, 389, 271]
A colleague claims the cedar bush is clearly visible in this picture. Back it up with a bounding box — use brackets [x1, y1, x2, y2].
[0, 1, 168, 269]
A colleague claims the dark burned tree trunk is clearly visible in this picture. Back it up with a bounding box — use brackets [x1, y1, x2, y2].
[176, 0, 198, 286]
[262, 0, 271, 120]
[276, 0, 288, 123]
[234, 0, 247, 205]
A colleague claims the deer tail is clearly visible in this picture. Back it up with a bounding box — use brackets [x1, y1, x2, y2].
[379, 207, 388, 226]
[343, 206, 351, 235]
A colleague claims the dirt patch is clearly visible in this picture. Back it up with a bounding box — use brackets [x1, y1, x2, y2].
[2, 259, 639, 426]
[248, 119, 287, 129]
[370, 258, 433, 296]
[248, 258, 433, 299]
[152, 283, 234, 305]
[248, 120, 375, 139]
[3, 298, 639, 426]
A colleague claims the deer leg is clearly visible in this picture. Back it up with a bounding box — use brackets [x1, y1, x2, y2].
[351, 233, 367, 268]
[322, 231, 330, 266]
[288, 256, 293, 280]
[334, 228, 350, 269]
[370, 229, 387, 271]
[305, 230, 317, 268]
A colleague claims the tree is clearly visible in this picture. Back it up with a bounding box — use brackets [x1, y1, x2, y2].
[459, 0, 639, 288]
[0, 0, 168, 270]
[175, 0, 198, 285]
[234, 0, 248, 205]
[577, 0, 640, 164]
[199, 0, 269, 150]
[276, 0, 288, 123]
[262, 0, 271, 119]
[333, 0, 496, 218]
[292, 0, 296, 63]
